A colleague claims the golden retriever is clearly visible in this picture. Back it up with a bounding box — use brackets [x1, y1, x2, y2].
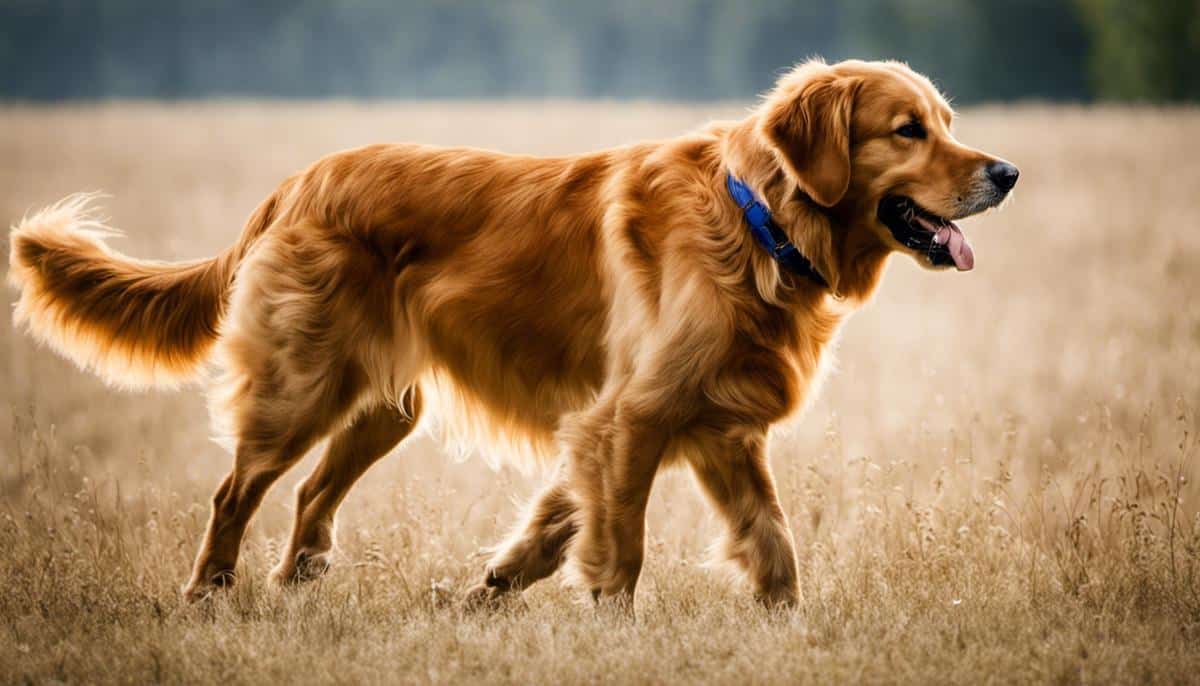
[7, 59, 1017, 609]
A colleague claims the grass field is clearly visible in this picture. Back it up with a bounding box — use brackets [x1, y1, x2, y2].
[1, 102, 1199, 684]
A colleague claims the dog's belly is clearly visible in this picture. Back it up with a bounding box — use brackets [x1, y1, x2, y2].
[403, 221, 612, 449]
[422, 287, 608, 439]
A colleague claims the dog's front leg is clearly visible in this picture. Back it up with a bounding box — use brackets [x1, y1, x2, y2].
[687, 426, 800, 608]
[462, 464, 577, 611]
[563, 381, 681, 612]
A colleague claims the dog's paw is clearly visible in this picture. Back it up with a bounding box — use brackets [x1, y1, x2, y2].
[460, 583, 525, 614]
[182, 570, 236, 603]
[461, 583, 501, 612]
[591, 588, 638, 620]
[293, 551, 332, 582]
[753, 584, 801, 611]
[269, 550, 332, 587]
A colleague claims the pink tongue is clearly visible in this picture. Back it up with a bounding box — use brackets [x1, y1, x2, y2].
[921, 217, 975, 271]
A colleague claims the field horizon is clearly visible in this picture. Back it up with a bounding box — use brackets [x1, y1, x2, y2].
[2, 102, 1198, 685]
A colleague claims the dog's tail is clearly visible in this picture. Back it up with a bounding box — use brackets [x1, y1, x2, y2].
[7, 192, 276, 388]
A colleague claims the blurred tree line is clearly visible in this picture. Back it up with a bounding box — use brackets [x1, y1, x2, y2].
[0, 0, 1196, 102]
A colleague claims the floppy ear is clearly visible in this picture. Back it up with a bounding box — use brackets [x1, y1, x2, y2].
[759, 63, 859, 207]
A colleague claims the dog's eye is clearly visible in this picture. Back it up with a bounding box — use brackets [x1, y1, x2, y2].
[895, 122, 926, 139]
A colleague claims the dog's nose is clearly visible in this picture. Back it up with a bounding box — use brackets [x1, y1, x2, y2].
[986, 161, 1019, 192]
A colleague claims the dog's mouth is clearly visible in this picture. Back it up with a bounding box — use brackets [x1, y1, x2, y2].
[877, 196, 975, 271]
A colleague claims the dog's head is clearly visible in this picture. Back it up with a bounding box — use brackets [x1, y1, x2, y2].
[759, 59, 1018, 271]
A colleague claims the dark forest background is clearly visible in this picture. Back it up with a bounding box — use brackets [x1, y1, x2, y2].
[2, 0, 1197, 102]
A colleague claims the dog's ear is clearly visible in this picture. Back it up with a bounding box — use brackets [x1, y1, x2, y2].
[759, 62, 860, 208]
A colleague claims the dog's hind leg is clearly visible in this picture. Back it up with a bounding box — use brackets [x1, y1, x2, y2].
[183, 225, 385, 602]
[463, 465, 578, 610]
[183, 351, 370, 601]
[183, 390, 348, 602]
[271, 390, 421, 586]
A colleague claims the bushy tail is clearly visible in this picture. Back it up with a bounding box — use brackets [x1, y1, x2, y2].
[7, 193, 270, 388]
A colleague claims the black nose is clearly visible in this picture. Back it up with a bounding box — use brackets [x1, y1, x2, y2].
[987, 161, 1019, 192]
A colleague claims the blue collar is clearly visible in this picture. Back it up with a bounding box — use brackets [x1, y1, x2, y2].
[726, 173, 829, 289]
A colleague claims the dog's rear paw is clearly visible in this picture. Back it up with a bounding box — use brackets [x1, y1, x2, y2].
[269, 550, 332, 587]
[182, 570, 236, 603]
[294, 551, 332, 581]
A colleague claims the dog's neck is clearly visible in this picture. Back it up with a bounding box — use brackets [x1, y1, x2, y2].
[718, 118, 890, 305]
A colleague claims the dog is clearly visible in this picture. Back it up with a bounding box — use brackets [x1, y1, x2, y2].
[7, 59, 1017, 609]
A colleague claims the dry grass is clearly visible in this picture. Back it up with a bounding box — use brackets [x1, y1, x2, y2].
[2, 102, 1199, 684]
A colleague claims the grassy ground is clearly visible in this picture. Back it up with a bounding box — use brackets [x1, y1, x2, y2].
[1, 103, 1199, 684]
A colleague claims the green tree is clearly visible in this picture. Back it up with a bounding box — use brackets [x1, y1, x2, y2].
[1077, 0, 1200, 100]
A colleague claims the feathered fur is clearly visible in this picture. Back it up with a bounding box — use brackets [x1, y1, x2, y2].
[6, 59, 1014, 609]
[8, 191, 276, 387]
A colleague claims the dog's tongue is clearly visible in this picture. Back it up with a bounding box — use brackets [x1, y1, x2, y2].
[918, 217, 975, 271]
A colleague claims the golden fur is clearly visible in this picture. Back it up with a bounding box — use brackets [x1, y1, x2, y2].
[7, 59, 1014, 609]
